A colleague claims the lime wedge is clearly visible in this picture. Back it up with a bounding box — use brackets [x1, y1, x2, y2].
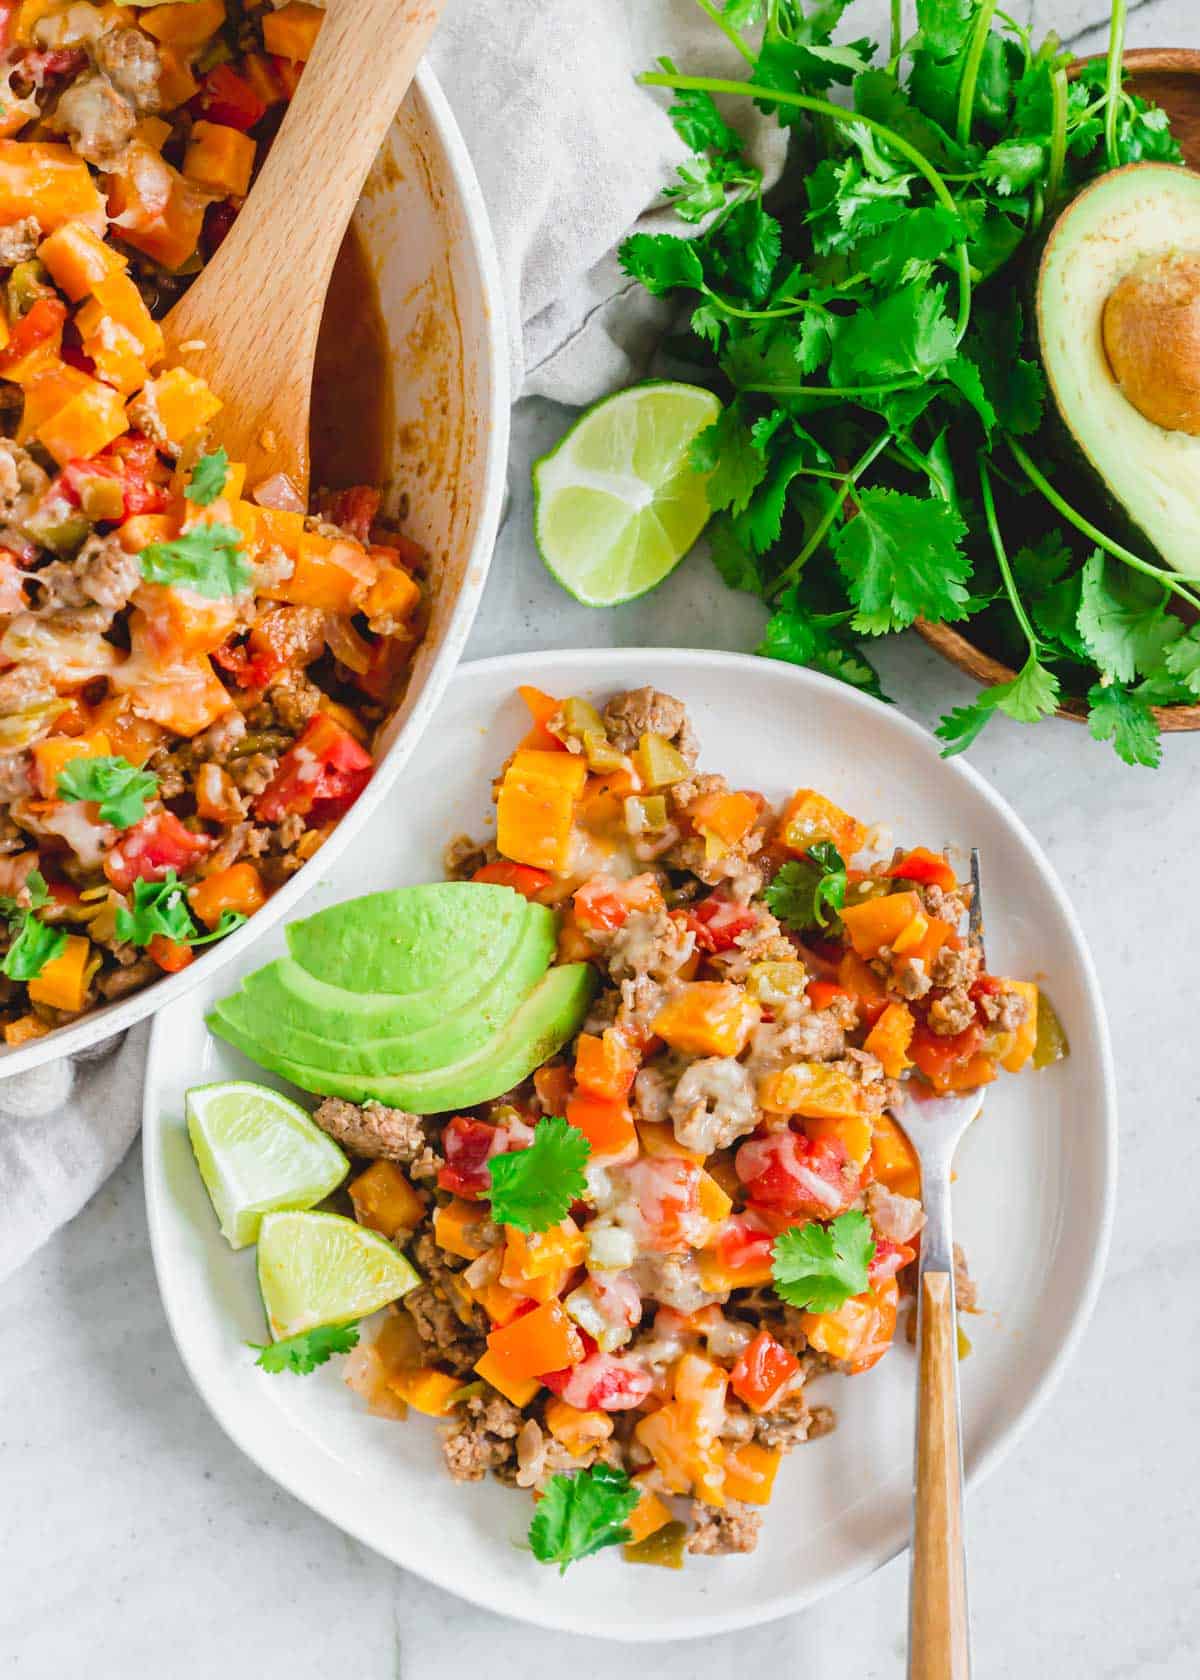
[533, 381, 722, 606]
[256, 1210, 421, 1339]
[186, 1080, 348, 1250]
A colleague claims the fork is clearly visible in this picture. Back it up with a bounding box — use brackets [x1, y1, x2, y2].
[897, 849, 987, 1680]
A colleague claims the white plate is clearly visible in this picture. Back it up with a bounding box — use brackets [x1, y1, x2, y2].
[0, 64, 509, 1077]
[143, 649, 1116, 1642]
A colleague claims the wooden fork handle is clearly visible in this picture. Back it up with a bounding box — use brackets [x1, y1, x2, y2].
[909, 1271, 970, 1680]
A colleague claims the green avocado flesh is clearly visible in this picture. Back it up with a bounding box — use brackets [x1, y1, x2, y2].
[221, 903, 557, 1075]
[1037, 162, 1200, 576]
[208, 962, 597, 1114]
[285, 882, 528, 996]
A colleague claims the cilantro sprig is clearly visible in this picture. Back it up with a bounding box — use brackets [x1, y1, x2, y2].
[528, 1463, 640, 1572]
[0, 870, 66, 982]
[486, 1115, 591, 1233]
[56, 755, 158, 830]
[114, 871, 246, 950]
[139, 522, 251, 597]
[590, 0, 1187, 767]
[764, 842, 846, 930]
[772, 1210, 876, 1314]
[249, 1321, 361, 1375]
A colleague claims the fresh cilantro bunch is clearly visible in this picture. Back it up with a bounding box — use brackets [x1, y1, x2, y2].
[528, 1463, 641, 1571]
[612, 0, 1185, 766]
[764, 841, 846, 928]
[486, 1115, 591, 1232]
[772, 1209, 876, 1312]
[115, 870, 246, 950]
[0, 871, 66, 983]
[249, 1321, 361, 1375]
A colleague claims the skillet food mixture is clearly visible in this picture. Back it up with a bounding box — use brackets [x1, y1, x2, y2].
[0, 1, 425, 1042]
[253, 686, 1059, 1569]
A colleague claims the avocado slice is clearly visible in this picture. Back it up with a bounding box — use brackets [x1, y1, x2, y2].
[223, 902, 557, 1075]
[208, 962, 598, 1114]
[286, 882, 529, 996]
[239, 897, 547, 1042]
[1037, 162, 1200, 575]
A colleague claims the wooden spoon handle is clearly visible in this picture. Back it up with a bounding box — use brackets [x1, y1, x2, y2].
[909, 1271, 970, 1680]
[164, 0, 444, 489]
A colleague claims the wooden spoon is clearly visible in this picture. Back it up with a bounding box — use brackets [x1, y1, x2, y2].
[162, 0, 444, 504]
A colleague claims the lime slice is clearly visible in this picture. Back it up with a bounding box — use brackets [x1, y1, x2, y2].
[186, 1080, 349, 1250]
[256, 1210, 421, 1339]
[533, 381, 722, 606]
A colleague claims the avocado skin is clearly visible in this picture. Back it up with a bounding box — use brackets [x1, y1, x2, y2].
[221, 904, 557, 1075]
[285, 882, 528, 996]
[208, 962, 598, 1114]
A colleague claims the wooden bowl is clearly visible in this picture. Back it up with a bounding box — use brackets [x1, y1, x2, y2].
[915, 49, 1200, 731]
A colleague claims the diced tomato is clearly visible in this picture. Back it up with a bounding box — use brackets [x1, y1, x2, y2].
[0, 296, 66, 373]
[60, 342, 96, 375]
[147, 934, 194, 973]
[103, 811, 212, 893]
[735, 1129, 858, 1219]
[323, 484, 380, 545]
[437, 1116, 503, 1199]
[712, 1211, 774, 1277]
[729, 1329, 800, 1412]
[867, 1237, 916, 1286]
[254, 713, 372, 826]
[16, 46, 85, 80]
[681, 893, 758, 953]
[806, 980, 852, 1012]
[542, 1346, 653, 1412]
[269, 52, 303, 99]
[909, 1022, 983, 1089]
[193, 64, 268, 132]
[572, 872, 663, 932]
[471, 860, 553, 901]
[56, 436, 170, 522]
[885, 847, 957, 892]
[618, 1155, 707, 1252]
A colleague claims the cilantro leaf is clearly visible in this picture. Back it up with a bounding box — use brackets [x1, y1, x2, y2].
[23, 870, 49, 910]
[1076, 551, 1181, 683]
[692, 404, 768, 516]
[56, 755, 158, 829]
[249, 1322, 361, 1375]
[834, 489, 970, 632]
[764, 843, 847, 931]
[1087, 680, 1162, 768]
[115, 871, 196, 947]
[709, 199, 781, 304]
[982, 138, 1046, 195]
[139, 523, 252, 597]
[772, 1210, 876, 1313]
[915, 0, 975, 60]
[936, 698, 996, 757]
[986, 650, 1062, 724]
[944, 354, 997, 434]
[664, 70, 745, 159]
[1, 912, 67, 982]
[758, 590, 885, 695]
[853, 205, 963, 289]
[486, 1116, 590, 1233]
[829, 283, 957, 387]
[964, 302, 1045, 435]
[617, 232, 703, 296]
[1164, 624, 1200, 696]
[528, 1463, 640, 1572]
[184, 447, 229, 507]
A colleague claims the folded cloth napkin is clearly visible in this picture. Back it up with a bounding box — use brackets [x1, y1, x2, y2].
[0, 0, 875, 1285]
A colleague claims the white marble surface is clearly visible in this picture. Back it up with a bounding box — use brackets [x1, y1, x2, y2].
[5, 1, 1200, 1673]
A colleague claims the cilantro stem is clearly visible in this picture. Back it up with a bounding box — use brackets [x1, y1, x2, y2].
[889, 0, 902, 66]
[1046, 65, 1068, 205]
[1104, 0, 1127, 170]
[638, 71, 973, 339]
[702, 284, 833, 323]
[771, 429, 892, 597]
[1004, 434, 1200, 615]
[956, 0, 1001, 147]
[977, 453, 1040, 652]
[689, 0, 755, 65]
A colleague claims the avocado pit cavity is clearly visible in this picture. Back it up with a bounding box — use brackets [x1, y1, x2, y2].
[1102, 249, 1200, 435]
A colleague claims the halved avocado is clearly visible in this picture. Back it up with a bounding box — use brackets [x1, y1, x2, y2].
[208, 962, 598, 1114]
[223, 902, 557, 1075]
[240, 899, 548, 1042]
[286, 882, 528, 995]
[1037, 162, 1200, 576]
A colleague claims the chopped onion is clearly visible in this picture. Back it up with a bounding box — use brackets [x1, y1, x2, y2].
[323, 614, 373, 675]
[251, 472, 306, 513]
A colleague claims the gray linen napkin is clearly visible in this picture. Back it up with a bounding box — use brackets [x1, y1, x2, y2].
[0, 0, 873, 1283]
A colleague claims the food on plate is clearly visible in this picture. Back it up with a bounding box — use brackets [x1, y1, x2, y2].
[537, 0, 1198, 767]
[0, 2, 428, 1042]
[195, 684, 1063, 1569]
